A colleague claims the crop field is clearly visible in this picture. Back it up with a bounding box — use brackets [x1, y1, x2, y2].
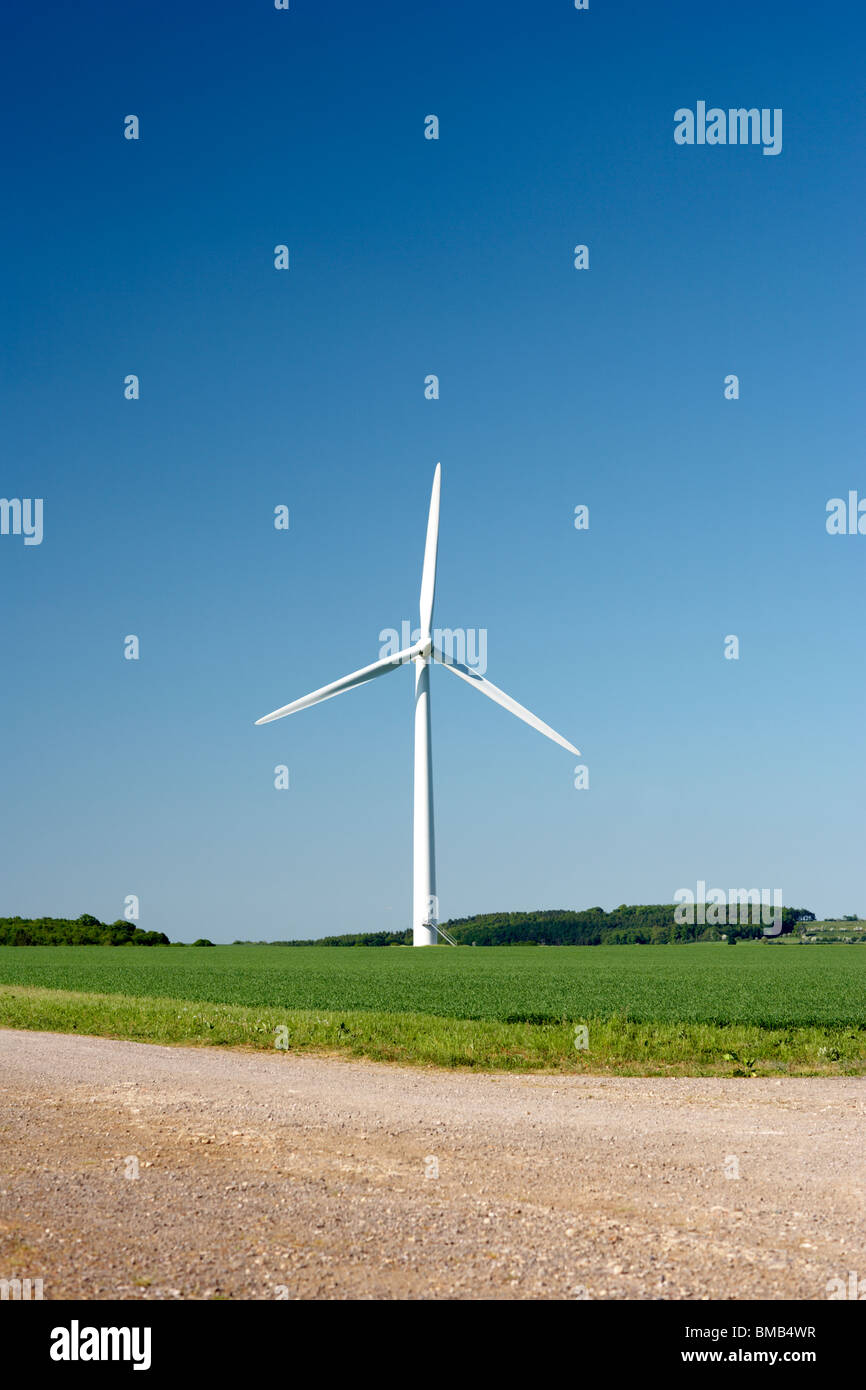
[0, 943, 864, 1074]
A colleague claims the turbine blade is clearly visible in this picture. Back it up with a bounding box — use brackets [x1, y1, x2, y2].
[419, 463, 441, 637]
[432, 647, 580, 756]
[255, 644, 419, 725]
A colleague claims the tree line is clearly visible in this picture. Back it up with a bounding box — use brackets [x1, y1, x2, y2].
[235, 905, 816, 948]
[2, 905, 819, 948]
[0, 915, 170, 946]
[440, 905, 815, 945]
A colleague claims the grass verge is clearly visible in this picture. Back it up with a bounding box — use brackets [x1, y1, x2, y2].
[1, 984, 864, 1074]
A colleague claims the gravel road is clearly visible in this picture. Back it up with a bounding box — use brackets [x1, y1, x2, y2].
[0, 1029, 863, 1300]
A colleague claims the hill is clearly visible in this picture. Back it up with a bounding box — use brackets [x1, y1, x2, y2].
[440, 905, 815, 945]
[235, 904, 816, 947]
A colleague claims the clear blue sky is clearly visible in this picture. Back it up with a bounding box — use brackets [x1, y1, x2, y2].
[2, 1, 863, 940]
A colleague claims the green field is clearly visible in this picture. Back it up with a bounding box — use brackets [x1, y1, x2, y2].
[0, 943, 864, 1073]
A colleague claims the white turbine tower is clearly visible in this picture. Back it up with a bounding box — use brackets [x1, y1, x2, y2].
[255, 465, 580, 946]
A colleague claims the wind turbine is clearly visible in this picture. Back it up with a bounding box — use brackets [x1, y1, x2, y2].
[254, 465, 580, 946]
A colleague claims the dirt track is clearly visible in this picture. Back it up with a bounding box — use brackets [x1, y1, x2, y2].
[0, 1029, 863, 1300]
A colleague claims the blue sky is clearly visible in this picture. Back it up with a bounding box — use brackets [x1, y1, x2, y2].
[2, 1, 863, 940]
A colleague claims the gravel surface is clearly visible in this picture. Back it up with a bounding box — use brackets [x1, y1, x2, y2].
[0, 1029, 863, 1300]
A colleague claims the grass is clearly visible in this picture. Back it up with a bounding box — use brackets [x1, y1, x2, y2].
[0, 942, 864, 1073]
[0, 983, 863, 1073]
